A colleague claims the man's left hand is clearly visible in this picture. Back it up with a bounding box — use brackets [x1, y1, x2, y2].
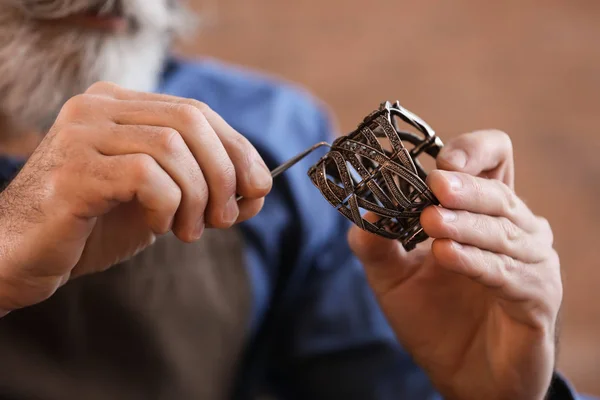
[349, 130, 561, 400]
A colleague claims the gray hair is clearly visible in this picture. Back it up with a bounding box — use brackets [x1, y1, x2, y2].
[0, 0, 193, 132]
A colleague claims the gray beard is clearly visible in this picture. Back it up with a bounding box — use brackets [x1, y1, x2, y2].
[0, 0, 193, 132]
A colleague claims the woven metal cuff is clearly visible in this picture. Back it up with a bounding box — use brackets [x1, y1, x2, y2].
[308, 101, 443, 251]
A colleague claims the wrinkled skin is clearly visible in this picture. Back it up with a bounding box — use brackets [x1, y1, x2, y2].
[349, 130, 560, 400]
[0, 1, 562, 398]
[0, 82, 272, 312]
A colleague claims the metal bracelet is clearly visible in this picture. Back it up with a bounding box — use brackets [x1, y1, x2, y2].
[307, 101, 443, 251]
[238, 101, 443, 251]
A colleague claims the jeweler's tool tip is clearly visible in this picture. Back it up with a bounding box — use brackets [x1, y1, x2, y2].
[236, 141, 331, 201]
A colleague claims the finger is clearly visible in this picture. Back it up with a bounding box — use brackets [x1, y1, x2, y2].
[436, 130, 514, 187]
[427, 170, 538, 232]
[205, 198, 265, 228]
[183, 103, 272, 199]
[92, 123, 208, 242]
[234, 197, 265, 224]
[431, 239, 544, 303]
[100, 154, 183, 238]
[88, 82, 272, 199]
[98, 97, 239, 229]
[348, 212, 428, 296]
[421, 206, 545, 263]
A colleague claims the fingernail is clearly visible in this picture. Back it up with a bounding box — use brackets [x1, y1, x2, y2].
[442, 171, 463, 190]
[441, 149, 467, 169]
[194, 216, 205, 239]
[222, 195, 239, 225]
[249, 162, 272, 191]
[437, 207, 457, 222]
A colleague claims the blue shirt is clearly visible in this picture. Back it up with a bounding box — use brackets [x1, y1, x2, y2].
[0, 57, 590, 399]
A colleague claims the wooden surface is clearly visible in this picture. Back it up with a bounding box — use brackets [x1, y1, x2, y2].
[177, 0, 600, 395]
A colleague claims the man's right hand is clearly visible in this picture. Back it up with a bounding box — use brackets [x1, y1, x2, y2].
[0, 81, 273, 313]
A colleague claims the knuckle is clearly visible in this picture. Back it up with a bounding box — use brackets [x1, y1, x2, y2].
[494, 129, 513, 148]
[10, 284, 59, 307]
[536, 216, 554, 244]
[537, 216, 551, 231]
[541, 249, 563, 300]
[498, 253, 519, 274]
[547, 248, 561, 268]
[59, 95, 92, 122]
[185, 99, 211, 114]
[231, 132, 252, 153]
[449, 131, 481, 153]
[131, 154, 156, 182]
[154, 127, 184, 154]
[174, 103, 208, 127]
[231, 134, 257, 166]
[450, 131, 472, 144]
[498, 181, 518, 214]
[38, 286, 58, 303]
[500, 217, 521, 244]
[85, 80, 118, 94]
[550, 279, 564, 307]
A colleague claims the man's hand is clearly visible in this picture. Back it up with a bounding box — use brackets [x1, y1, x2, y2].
[0, 81, 272, 312]
[349, 130, 560, 400]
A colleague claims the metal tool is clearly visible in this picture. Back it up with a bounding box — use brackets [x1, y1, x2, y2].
[236, 141, 331, 201]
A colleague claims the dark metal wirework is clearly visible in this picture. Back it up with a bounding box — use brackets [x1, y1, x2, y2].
[307, 101, 443, 251]
[237, 101, 442, 251]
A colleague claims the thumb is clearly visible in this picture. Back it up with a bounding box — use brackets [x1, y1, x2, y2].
[348, 212, 426, 296]
[436, 130, 514, 187]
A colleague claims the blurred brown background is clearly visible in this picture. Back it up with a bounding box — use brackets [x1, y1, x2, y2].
[177, 0, 600, 395]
